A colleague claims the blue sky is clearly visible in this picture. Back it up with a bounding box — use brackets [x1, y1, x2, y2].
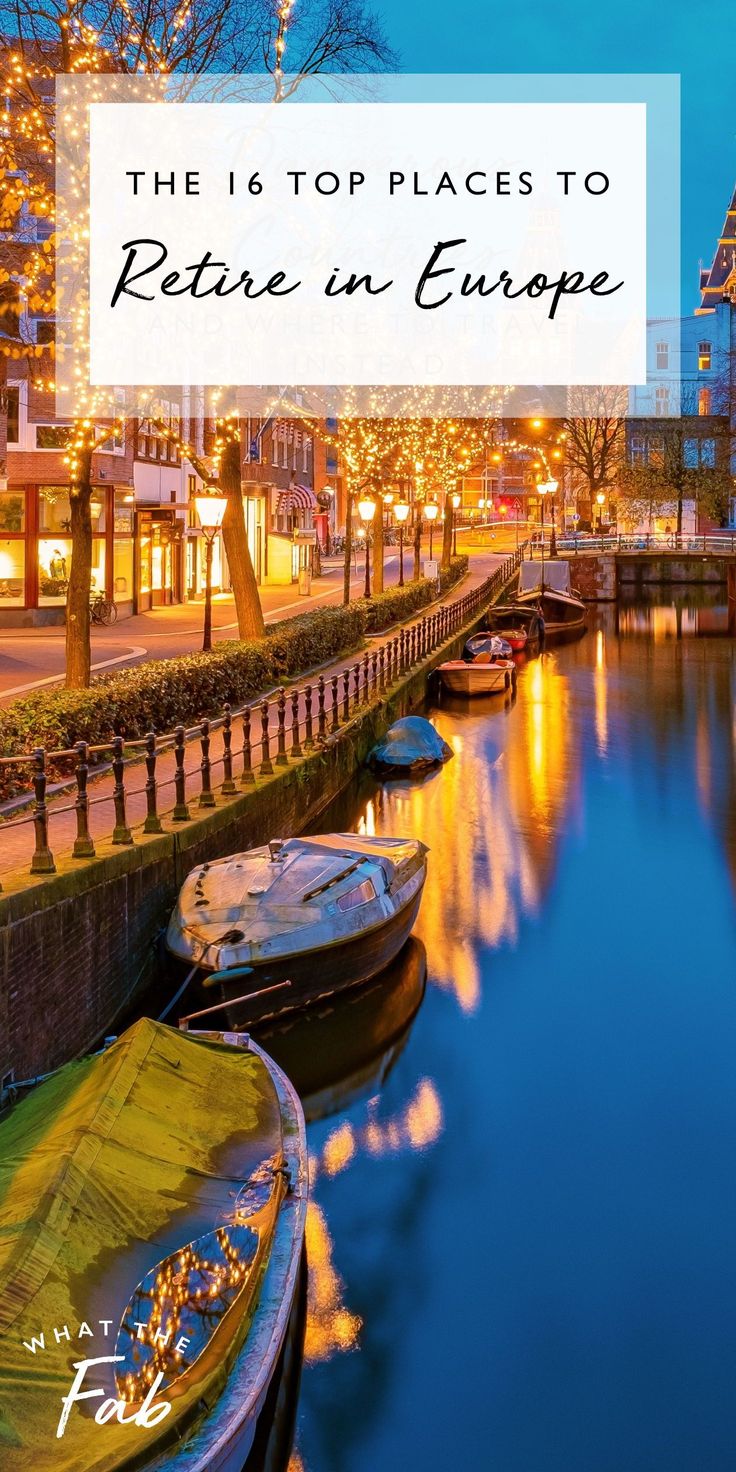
[387, 0, 733, 314]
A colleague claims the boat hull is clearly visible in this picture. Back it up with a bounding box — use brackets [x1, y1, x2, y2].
[516, 591, 586, 642]
[203, 887, 425, 1029]
[164, 1039, 308, 1472]
[439, 662, 514, 696]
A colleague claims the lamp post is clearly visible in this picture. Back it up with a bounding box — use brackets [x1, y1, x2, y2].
[596, 491, 605, 534]
[393, 498, 410, 587]
[357, 492, 377, 597]
[423, 498, 439, 562]
[194, 485, 228, 652]
[451, 490, 461, 557]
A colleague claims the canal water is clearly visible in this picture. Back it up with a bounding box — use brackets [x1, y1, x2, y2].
[276, 590, 736, 1472]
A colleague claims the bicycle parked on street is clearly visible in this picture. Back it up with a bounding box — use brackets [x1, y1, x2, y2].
[90, 590, 118, 624]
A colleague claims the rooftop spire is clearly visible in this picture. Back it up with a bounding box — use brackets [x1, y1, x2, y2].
[699, 182, 736, 308]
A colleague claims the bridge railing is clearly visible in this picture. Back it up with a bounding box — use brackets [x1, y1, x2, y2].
[527, 531, 736, 556]
[0, 549, 523, 883]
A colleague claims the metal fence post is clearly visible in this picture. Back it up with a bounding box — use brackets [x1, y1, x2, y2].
[342, 669, 351, 721]
[331, 674, 340, 732]
[241, 707, 255, 785]
[275, 688, 289, 766]
[379, 644, 386, 692]
[290, 689, 303, 757]
[221, 705, 237, 795]
[317, 677, 327, 739]
[72, 741, 95, 858]
[143, 731, 163, 834]
[111, 736, 133, 844]
[260, 700, 274, 775]
[198, 719, 216, 808]
[30, 747, 56, 873]
[173, 725, 190, 820]
[304, 684, 315, 748]
[362, 652, 370, 704]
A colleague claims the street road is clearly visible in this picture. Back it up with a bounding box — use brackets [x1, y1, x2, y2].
[0, 530, 518, 702]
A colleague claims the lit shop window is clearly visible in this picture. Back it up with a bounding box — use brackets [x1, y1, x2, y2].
[0, 540, 25, 606]
[38, 538, 106, 605]
[114, 538, 134, 601]
[0, 489, 25, 533]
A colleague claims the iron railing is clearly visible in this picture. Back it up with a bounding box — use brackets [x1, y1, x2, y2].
[528, 531, 736, 556]
[0, 551, 523, 882]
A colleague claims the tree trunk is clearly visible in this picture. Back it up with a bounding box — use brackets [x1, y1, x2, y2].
[220, 439, 265, 640]
[413, 515, 422, 580]
[441, 491, 453, 571]
[343, 489, 354, 604]
[65, 444, 93, 689]
[676, 494, 683, 537]
[373, 503, 384, 594]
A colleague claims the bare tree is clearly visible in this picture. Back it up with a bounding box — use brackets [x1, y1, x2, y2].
[563, 385, 627, 527]
[1, 0, 396, 684]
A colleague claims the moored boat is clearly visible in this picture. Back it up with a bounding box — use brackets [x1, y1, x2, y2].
[166, 834, 428, 1026]
[368, 715, 452, 772]
[516, 559, 586, 641]
[438, 656, 515, 696]
[0, 1018, 308, 1472]
[462, 631, 513, 660]
[465, 605, 545, 656]
[255, 936, 428, 1122]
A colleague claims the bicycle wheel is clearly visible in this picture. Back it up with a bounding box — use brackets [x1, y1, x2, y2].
[100, 598, 117, 625]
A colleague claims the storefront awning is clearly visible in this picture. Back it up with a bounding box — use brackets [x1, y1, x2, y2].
[276, 484, 317, 514]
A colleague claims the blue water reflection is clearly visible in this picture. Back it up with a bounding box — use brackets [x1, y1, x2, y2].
[294, 597, 736, 1472]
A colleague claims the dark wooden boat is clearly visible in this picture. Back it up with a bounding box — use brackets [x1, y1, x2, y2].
[516, 560, 586, 641]
[166, 835, 428, 1028]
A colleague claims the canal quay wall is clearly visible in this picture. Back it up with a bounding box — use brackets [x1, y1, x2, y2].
[570, 551, 736, 602]
[0, 572, 516, 1086]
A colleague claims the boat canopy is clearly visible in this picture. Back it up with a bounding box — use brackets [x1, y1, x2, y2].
[0, 1019, 283, 1472]
[518, 559, 572, 594]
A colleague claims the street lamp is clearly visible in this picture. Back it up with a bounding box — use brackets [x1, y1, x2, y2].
[596, 491, 605, 534]
[393, 498, 410, 587]
[357, 492, 377, 597]
[451, 490, 461, 556]
[194, 485, 228, 652]
[423, 498, 439, 562]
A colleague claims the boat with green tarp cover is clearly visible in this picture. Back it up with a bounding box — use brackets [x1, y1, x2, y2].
[0, 1018, 307, 1472]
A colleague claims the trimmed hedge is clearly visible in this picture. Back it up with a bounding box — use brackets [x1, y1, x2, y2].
[354, 555, 469, 633]
[0, 557, 469, 797]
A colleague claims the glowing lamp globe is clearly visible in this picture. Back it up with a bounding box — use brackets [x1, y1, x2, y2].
[195, 486, 228, 532]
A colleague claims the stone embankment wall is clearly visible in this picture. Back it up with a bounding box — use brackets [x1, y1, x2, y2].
[0, 622, 474, 1084]
[571, 552, 735, 602]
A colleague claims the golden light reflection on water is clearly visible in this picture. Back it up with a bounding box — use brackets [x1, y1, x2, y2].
[594, 629, 608, 757]
[356, 655, 577, 1012]
[304, 1200, 363, 1364]
[303, 1079, 444, 1367]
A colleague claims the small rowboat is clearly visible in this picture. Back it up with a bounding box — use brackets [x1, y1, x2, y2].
[468, 606, 545, 656]
[166, 834, 428, 1026]
[463, 631, 513, 660]
[0, 1018, 308, 1472]
[438, 656, 516, 696]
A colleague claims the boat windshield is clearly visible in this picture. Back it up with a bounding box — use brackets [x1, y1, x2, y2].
[518, 560, 572, 594]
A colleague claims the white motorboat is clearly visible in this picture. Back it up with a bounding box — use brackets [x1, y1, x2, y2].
[438, 656, 516, 696]
[166, 834, 428, 1024]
